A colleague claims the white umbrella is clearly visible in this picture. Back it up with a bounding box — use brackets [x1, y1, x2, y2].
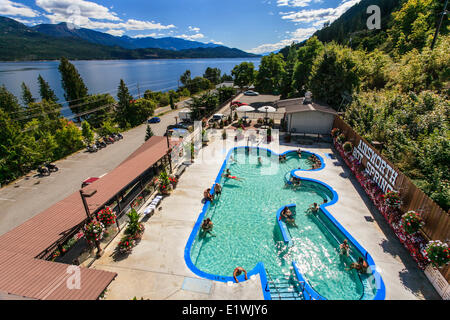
[257, 106, 276, 113]
[258, 106, 276, 124]
[236, 105, 255, 112]
[236, 105, 255, 120]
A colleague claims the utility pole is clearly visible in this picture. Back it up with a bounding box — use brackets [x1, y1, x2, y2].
[431, 0, 449, 49]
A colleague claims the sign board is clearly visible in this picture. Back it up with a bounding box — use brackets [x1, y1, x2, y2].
[352, 139, 399, 193]
[424, 264, 450, 300]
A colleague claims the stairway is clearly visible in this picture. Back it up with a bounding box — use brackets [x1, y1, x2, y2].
[267, 275, 304, 300]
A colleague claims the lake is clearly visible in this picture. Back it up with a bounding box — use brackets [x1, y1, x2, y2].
[0, 58, 261, 117]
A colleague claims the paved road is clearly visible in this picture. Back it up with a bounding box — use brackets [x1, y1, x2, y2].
[0, 106, 180, 236]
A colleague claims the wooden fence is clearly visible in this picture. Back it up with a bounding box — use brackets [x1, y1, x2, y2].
[333, 116, 450, 282]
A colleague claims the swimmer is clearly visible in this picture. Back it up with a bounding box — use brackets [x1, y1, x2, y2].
[233, 267, 248, 283]
[307, 202, 319, 215]
[340, 239, 350, 256]
[257, 156, 262, 165]
[222, 169, 244, 181]
[323, 199, 328, 204]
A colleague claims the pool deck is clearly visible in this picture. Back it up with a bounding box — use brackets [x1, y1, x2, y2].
[92, 132, 440, 300]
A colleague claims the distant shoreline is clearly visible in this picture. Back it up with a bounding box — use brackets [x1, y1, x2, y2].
[0, 56, 262, 63]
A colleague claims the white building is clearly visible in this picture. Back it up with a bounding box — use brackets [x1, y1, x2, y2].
[277, 95, 337, 135]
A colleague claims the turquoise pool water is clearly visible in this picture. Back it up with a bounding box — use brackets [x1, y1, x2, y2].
[189, 148, 377, 300]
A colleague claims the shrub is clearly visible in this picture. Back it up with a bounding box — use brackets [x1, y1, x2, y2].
[425, 240, 449, 267]
[124, 209, 144, 238]
[343, 141, 353, 153]
[117, 235, 135, 254]
[401, 211, 425, 234]
[222, 130, 227, 139]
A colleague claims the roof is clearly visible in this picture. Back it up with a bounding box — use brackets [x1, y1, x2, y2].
[277, 98, 338, 115]
[0, 136, 170, 300]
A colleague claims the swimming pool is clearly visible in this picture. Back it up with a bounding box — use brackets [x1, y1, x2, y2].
[185, 147, 385, 300]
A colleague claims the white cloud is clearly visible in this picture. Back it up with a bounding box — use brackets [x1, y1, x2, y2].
[277, 0, 312, 7]
[132, 33, 158, 38]
[248, 27, 316, 54]
[36, 0, 176, 34]
[188, 26, 200, 33]
[36, 0, 120, 21]
[0, 0, 40, 17]
[104, 29, 125, 36]
[209, 39, 224, 45]
[176, 33, 205, 41]
[280, 0, 361, 24]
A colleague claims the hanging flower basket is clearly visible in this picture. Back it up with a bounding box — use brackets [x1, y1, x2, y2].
[83, 220, 105, 244]
[425, 240, 450, 268]
[401, 211, 425, 234]
[97, 207, 116, 227]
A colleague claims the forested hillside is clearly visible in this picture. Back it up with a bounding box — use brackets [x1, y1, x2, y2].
[253, 0, 449, 210]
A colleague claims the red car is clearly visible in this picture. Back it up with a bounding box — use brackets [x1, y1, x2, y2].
[231, 101, 248, 107]
[81, 177, 99, 188]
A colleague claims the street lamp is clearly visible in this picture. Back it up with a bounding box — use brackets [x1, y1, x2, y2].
[80, 188, 97, 221]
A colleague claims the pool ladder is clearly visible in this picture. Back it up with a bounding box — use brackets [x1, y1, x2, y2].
[266, 272, 304, 300]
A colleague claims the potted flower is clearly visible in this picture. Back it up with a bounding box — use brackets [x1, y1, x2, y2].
[125, 209, 145, 240]
[337, 133, 346, 144]
[169, 176, 178, 188]
[117, 235, 135, 254]
[401, 211, 425, 234]
[158, 170, 172, 195]
[343, 141, 353, 154]
[425, 240, 450, 268]
[97, 207, 117, 227]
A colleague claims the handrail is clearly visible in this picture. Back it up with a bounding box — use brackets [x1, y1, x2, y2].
[265, 271, 282, 300]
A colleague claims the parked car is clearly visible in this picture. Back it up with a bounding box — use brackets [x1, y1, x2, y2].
[148, 117, 161, 124]
[244, 90, 259, 96]
[212, 114, 226, 121]
[81, 177, 99, 188]
[231, 101, 249, 107]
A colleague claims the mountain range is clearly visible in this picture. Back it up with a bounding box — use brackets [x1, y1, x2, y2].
[0, 16, 259, 61]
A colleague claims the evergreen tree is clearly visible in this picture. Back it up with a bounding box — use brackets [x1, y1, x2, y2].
[145, 124, 154, 141]
[21, 82, 35, 106]
[38, 75, 58, 102]
[58, 57, 88, 122]
[116, 79, 133, 128]
[169, 93, 175, 110]
[0, 85, 23, 115]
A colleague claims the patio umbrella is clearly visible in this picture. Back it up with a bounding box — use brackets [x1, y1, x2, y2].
[236, 105, 255, 119]
[258, 106, 276, 124]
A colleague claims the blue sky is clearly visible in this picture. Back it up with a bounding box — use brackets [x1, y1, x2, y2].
[0, 0, 361, 53]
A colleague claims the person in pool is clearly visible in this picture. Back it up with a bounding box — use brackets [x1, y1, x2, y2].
[200, 218, 216, 237]
[280, 206, 297, 227]
[307, 203, 319, 215]
[257, 156, 262, 165]
[203, 188, 214, 202]
[233, 267, 248, 283]
[214, 183, 222, 198]
[222, 169, 244, 181]
[340, 239, 350, 256]
[347, 257, 369, 273]
[323, 199, 328, 204]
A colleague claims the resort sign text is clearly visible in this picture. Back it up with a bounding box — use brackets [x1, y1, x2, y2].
[352, 140, 398, 193]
